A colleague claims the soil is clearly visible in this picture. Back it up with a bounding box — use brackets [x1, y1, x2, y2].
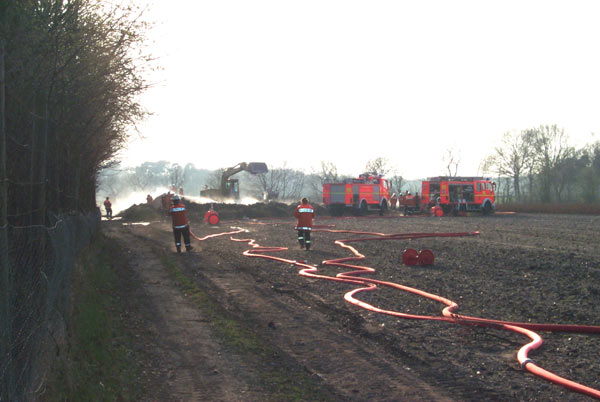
[104, 204, 600, 401]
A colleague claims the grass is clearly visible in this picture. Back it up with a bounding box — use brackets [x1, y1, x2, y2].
[45, 234, 143, 401]
[159, 253, 338, 401]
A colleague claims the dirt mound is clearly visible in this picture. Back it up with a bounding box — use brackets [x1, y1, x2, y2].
[118, 203, 163, 221]
[186, 201, 294, 220]
[120, 200, 329, 222]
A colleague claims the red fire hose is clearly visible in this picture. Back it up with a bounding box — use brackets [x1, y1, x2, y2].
[191, 224, 600, 399]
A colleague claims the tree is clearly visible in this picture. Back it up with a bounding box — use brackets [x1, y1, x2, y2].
[308, 161, 338, 198]
[443, 149, 460, 177]
[529, 125, 572, 202]
[579, 142, 600, 203]
[169, 163, 184, 190]
[481, 130, 531, 201]
[251, 163, 305, 201]
[1, 3, 153, 398]
[365, 157, 392, 176]
[521, 129, 540, 202]
[206, 168, 224, 190]
[277, 165, 305, 200]
[1, 0, 152, 220]
[388, 174, 404, 194]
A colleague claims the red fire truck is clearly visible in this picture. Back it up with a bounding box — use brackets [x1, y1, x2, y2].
[399, 176, 496, 216]
[322, 173, 390, 216]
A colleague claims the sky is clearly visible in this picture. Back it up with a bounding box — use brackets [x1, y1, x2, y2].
[119, 0, 600, 180]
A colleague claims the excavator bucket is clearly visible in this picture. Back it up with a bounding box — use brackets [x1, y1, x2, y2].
[247, 162, 268, 174]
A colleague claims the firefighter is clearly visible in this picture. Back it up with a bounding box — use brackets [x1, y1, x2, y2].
[169, 194, 193, 253]
[103, 197, 112, 219]
[146, 194, 153, 204]
[390, 193, 398, 210]
[294, 197, 315, 251]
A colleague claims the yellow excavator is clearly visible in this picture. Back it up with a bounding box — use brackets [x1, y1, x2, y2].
[200, 162, 268, 201]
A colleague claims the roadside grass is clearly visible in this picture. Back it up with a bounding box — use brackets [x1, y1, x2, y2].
[159, 253, 338, 402]
[45, 234, 143, 401]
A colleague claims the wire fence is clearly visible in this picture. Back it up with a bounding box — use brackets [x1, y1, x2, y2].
[1, 210, 100, 401]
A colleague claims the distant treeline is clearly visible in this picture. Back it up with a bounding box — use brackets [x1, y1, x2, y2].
[101, 135, 600, 207]
[482, 126, 600, 204]
[97, 160, 418, 204]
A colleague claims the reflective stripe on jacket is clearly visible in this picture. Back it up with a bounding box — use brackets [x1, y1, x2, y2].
[169, 202, 189, 228]
[294, 203, 314, 230]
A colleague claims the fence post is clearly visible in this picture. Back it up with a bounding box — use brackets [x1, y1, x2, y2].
[1, 36, 15, 401]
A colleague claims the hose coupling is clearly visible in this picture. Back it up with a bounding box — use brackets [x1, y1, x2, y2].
[520, 358, 535, 370]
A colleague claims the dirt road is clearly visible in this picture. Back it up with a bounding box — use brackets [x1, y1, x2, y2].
[104, 210, 600, 401]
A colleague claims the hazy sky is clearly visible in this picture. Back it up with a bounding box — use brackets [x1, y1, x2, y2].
[119, 0, 600, 179]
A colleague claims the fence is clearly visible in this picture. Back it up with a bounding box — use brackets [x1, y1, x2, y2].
[1, 211, 100, 401]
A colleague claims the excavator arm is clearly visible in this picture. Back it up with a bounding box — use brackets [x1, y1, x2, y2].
[199, 162, 268, 201]
[220, 162, 268, 189]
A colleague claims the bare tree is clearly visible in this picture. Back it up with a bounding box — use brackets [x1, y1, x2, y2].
[580, 141, 600, 202]
[251, 163, 305, 200]
[529, 125, 572, 202]
[278, 165, 305, 200]
[206, 169, 224, 189]
[365, 157, 392, 176]
[169, 163, 184, 190]
[443, 149, 461, 177]
[389, 174, 404, 194]
[253, 168, 282, 200]
[481, 130, 530, 201]
[308, 161, 339, 197]
[127, 167, 151, 191]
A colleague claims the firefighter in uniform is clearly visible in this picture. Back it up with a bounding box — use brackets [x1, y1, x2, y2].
[294, 197, 315, 250]
[169, 194, 193, 253]
[103, 197, 112, 219]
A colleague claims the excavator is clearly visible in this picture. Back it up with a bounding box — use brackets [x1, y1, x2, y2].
[200, 162, 268, 201]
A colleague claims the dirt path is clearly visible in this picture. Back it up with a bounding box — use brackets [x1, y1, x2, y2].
[106, 224, 266, 401]
[104, 221, 454, 401]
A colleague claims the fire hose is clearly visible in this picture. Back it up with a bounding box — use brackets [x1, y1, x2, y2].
[191, 225, 600, 399]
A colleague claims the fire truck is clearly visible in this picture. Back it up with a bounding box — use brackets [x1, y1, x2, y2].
[322, 173, 390, 216]
[399, 176, 496, 216]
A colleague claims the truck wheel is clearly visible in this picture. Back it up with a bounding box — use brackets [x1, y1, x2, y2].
[482, 202, 492, 215]
[330, 205, 344, 217]
[442, 205, 452, 215]
[379, 200, 388, 216]
[359, 200, 368, 215]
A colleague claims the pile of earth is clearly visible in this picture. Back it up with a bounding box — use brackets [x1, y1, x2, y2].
[118, 199, 329, 222]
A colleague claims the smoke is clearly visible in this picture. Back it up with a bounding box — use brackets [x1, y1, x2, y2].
[183, 195, 263, 205]
[97, 188, 267, 215]
[96, 187, 169, 215]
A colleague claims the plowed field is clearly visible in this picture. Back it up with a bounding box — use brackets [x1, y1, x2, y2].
[105, 206, 600, 401]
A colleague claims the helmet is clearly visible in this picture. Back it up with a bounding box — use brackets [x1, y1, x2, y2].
[172, 194, 181, 201]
